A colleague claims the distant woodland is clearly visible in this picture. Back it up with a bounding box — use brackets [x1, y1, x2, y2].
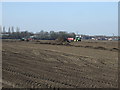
[1, 26, 76, 40]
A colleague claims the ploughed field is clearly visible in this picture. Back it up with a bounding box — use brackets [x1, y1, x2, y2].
[2, 40, 118, 88]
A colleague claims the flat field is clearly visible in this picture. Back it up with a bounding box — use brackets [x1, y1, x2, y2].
[2, 40, 118, 88]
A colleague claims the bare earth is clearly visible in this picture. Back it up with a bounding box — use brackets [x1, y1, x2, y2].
[2, 40, 118, 88]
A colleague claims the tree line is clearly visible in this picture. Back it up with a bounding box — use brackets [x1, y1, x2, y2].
[2, 26, 34, 39]
[1, 26, 76, 40]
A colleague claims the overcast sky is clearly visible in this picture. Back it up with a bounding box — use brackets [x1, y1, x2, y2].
[2, 2, 118, 36]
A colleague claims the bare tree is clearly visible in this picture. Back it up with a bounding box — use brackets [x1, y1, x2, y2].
[11, 26, 14, 33]
[0, 25, 2, 34]
[8, 27, 11, 34]
[2, 26, 6, 34]
[0, 25, 2, 38]
[16, 27, 20, 33]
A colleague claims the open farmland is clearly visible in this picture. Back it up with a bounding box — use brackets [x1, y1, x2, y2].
[2, 40, 118, 88]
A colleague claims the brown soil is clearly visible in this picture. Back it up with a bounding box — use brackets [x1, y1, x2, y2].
[2, 40, 118, 88]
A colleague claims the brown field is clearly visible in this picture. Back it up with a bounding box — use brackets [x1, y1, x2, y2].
[2, 40, 118, 88]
